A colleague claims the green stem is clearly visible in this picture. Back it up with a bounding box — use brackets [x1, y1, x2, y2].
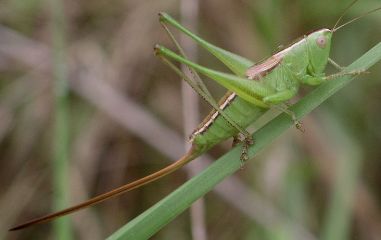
[51, 0, 72, 239]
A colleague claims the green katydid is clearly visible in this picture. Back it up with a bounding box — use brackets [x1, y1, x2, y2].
[10, 1, 381, 231]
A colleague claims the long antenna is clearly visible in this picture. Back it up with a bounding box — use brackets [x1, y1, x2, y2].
[333, 6, 381, 32]
[332, 0, 359, 30]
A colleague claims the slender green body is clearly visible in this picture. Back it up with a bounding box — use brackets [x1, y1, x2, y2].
[157, 13, 332, 154]
[188, 31, 331, 152]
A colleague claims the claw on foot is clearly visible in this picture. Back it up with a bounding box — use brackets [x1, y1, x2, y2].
[232, 136, 240, 147]
[239, 136, 254, 169]
[295, 121, 305, 133]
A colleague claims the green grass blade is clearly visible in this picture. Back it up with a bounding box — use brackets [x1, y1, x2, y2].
[319, 114, 361, 240]
[51, 0, 72, 239]
[107, 43, 381, 240]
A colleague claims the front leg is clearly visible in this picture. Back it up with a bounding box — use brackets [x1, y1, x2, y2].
[324, 69, 368, 81]
[301, 69, 368, 86]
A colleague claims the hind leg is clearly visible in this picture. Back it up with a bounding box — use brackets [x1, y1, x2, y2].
[233, 133, 254, 168]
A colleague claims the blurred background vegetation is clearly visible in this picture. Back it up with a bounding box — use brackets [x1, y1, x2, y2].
[1, 0, 381, 239]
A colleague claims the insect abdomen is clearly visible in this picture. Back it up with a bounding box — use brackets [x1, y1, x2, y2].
[191, 93, 266, 152]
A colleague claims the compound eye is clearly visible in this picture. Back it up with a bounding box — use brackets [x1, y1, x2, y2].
[316, 36, 326, 48]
